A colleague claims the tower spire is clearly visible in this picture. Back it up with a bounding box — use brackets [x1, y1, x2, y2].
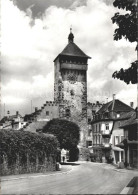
[68, 26, 74, 43]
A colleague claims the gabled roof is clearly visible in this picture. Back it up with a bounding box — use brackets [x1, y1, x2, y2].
[118, 110, 135, 119]
[97, 99, 134, 114]
[54, 41, 91, 61]
[120, 111, 137, 128]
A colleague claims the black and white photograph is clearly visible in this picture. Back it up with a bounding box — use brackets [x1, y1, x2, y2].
[0, 0, 138, 194]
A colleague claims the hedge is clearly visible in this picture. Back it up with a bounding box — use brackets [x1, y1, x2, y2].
[0, 130, 59, 171]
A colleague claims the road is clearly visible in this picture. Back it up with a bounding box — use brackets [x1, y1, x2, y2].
[1, 162, 137, 194]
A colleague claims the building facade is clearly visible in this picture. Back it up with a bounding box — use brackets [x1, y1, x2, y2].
[119, 109, 138, 168]
[91, 97, 134, 163]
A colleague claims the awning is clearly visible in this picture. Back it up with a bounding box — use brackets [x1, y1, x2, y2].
[112, 146, 124, 152]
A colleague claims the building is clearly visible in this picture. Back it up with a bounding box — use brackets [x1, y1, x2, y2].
[119, 108, 138, 168]
[91, 96, 134, 163]
[86, 101, 103, 147]
[0, 111, 26, 130]
[53, 28, 91, 146]
[110, 110, 135, 164]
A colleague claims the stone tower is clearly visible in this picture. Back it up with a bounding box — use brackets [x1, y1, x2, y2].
[54, 29, 91, 146]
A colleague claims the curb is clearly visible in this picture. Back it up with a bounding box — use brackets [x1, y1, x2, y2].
[120, 187, 134, 194]
[1, 166, 72, 182]
[120, 177, 138, 194]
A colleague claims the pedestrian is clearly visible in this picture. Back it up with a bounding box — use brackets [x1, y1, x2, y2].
[63, 156, 65, 163]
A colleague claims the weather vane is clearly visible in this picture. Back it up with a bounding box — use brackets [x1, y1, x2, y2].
[70, 25, 72, 33]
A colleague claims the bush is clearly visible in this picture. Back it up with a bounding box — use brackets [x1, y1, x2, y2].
[69, 147, 79, 162]
[43, 119, 80, 150]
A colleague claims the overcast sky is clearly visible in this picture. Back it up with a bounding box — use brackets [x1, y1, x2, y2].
[1, 0, 137, 117]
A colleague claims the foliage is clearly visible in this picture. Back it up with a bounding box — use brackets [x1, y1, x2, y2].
[42, 118, 80, 150]
[69, 147, 79, 162]
[112, 60, 137, 84]
[0, 130, 59, 166]
[111, 0, 137, 84]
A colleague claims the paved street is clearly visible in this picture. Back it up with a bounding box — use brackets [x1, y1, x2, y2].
[1, 162, 137, 194]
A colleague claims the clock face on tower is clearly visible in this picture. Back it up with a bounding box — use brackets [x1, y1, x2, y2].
[67, 73, 77, 82]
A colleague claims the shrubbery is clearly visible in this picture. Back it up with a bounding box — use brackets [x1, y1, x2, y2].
[43, 119, 80, 150]
[0, 130, 59, 175]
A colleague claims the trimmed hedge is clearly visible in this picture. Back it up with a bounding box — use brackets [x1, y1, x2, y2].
[0, 130, 59, 168]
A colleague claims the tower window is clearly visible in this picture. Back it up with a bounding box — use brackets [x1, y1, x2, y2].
[67, 73, 77, 82]
[88, 118, 91, 123]
[46, 111, 49, 116]
[70, 89, 75, 96]
[66, 109, 70, 117]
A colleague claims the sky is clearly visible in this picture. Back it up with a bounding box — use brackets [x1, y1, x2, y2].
[1, 0, 137, 117]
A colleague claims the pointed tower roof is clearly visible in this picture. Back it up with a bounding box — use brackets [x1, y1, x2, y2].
[54, 29, 91, 62]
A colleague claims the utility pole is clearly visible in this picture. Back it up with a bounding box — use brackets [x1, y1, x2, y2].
[106, 98, 108, 103]
[31, 100, 32, 113]
[0, 68, 1, 120]
[4, 103, 5, 117]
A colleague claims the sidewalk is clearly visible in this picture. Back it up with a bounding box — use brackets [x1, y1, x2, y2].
[0, 164, 72, 182]
[120, 177, 138, 194]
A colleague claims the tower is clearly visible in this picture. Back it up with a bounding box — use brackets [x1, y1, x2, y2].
[54, 29, 91, 146]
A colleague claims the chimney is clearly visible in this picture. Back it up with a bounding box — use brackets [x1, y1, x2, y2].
[111, 94, 116, 118]
[16, 111, 19, 116]
[130, 102, 134, 108]
[111, 94, 116, 110]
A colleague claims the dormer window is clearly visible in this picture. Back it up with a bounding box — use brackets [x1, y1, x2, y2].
[104, 112, 109, 119]
[117, 112, 120, 118]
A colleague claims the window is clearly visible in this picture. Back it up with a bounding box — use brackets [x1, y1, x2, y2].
[99, 124, 101, 132]
[88, 129, 91, 136]
[88, 141, 92, 147]
[46, 111, 49, 116]
[70, 89, 75, 96]
[104, 138, 109, 144]
[117, 112, 120, 118]
[104, 112, 109, 118]
[117, 114, 120, 118]
[105, 123, 109, 130]
[97, 135, 99, 144]
[99, 135, 101, 144]
[92, 110, 96, 115]
[88, 118, 91, 123]
[121, 136, 124, 142]
[66, 109, 70, 117]
[114, 136, 119, 145]
[124, 131, 128, 139]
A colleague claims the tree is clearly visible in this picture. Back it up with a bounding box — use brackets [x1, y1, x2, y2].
[42, 119, 80, 150]
[111, 0, 138, 84]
